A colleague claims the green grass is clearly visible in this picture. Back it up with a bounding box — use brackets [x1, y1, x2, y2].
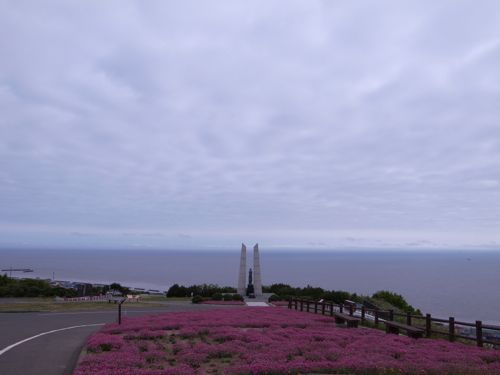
[137, 294, 193, 301]
[0, 298, 166, 312]
[164, 296, 191, 301]
[138, 294, 168, 301]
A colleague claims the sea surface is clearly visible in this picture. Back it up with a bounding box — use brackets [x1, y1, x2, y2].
[1, 249, 499, 325]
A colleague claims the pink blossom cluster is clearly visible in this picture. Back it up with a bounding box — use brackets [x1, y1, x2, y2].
[200, 301, 245, 306]
[74, 307, 500, 375]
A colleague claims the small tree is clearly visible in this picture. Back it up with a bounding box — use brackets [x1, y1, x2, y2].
[167, 284, 188, 297]
[109, 283, 130, 295]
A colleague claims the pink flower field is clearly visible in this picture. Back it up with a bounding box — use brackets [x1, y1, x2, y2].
[74, 307, 500, 375]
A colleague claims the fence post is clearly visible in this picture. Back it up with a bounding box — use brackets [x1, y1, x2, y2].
[288, 299, 292, 309]
[349, 304, 354, 316]
[449, 317, 455, 342]
[300, 300, 303, 311]
[406, 312, 412, 326]
[306, 301, 310, 312]
[361, 306, 365, 322]
[389, 309, 394, 321]
[321, 302, 325, 315]
[374, 309, 379, 326]
[330, 304, 334, 316]
[118, 298, 126, 325]
[426, 314, 431, 338]
[339, 304, 343, 313]
[295, 300, 298, 310]
[476, 320, 483, 347]
[314, 302, 318, 314]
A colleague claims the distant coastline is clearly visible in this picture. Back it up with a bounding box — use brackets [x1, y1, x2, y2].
[1, 248, 500, 325]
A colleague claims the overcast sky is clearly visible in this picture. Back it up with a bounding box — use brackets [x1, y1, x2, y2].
[0, 1, 499, 251]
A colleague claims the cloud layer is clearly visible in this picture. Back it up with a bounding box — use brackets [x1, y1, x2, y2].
[1, 1, 499, 250]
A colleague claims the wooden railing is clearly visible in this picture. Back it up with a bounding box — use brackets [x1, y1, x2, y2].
[288, 298, 500, 348]
[63, 295, 108, 302]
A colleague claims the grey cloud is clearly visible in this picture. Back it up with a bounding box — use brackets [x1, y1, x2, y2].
[0, 1, 499, 249]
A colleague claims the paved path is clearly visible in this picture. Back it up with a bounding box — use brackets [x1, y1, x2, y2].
[0, 302, 242, 375]
[245, 302, 269, 307]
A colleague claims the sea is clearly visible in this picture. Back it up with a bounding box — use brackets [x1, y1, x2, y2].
[1, 249, 499, 325]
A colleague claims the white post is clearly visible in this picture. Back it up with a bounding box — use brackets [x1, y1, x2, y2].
[253, 243, 262, 296]
[237, 243, 247, 295]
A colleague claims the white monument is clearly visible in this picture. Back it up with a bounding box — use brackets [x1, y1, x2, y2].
[237, 243, 247, 295]
[237, 243, 263, 297]
[253, 244, 262, 296]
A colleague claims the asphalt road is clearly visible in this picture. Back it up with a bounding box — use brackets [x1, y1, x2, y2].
[0, 302, 242, 375]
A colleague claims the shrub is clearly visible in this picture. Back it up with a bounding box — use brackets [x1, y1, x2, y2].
[191, 295, 203, 304]
[268, 294, 280, 302]
[232, 294, 244, 301]
[167, 283, 236, 298]
[212, 293, 223, 301]
[0, 275, 77, 298]
[222, 294, 233, 301]
[372, 290, 420, 314]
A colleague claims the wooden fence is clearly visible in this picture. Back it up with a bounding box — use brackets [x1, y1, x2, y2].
[288, 298, 500, 348]
[63, 295, 108, 302]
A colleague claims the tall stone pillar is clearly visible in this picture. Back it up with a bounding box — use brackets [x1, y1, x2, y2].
[237, 243, 247, 295]
[253, 243, 262, 296]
